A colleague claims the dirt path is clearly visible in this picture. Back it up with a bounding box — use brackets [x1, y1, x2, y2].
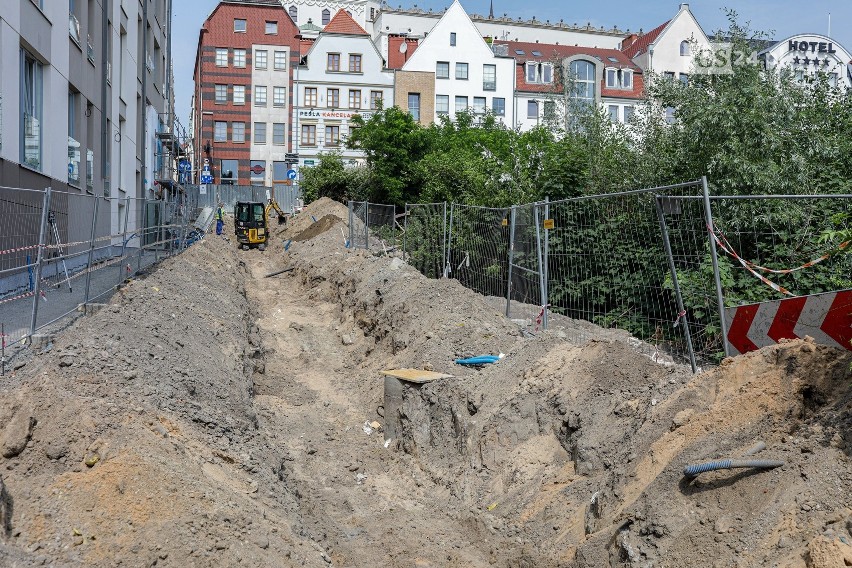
[244, 250, 509, 567]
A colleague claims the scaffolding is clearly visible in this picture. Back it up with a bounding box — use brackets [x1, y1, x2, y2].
[150, 112, 192, 248]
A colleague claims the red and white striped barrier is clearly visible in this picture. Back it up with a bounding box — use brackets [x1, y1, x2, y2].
[725, 290, 852, 355]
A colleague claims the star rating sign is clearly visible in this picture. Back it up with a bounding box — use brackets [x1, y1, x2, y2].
[823, 58, 830, 66]
[793, 56, 801, 64]
[803, 56, 810, 65]
[813, 58, 821, 67]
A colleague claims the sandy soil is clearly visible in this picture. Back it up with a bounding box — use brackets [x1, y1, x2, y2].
[0, 197, 849, 567]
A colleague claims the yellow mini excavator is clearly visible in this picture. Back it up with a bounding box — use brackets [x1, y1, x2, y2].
[234, 199, 288, 251]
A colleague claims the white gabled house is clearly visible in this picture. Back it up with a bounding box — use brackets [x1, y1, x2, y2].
[396, 0, 515, 126]
[293, 10, 395, 169]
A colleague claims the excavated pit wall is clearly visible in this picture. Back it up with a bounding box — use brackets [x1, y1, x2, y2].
[287, 218, 852, 567]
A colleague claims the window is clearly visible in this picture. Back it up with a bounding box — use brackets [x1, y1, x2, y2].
[254, 122, 267, 144]
[436, 61, 449, 79]
[349, 90, 361, 109]
[214, 121, 227, 142]
[234, 19, 246, 33]
[255, 50, 267, 69]
[450, 32, 456, 46]
[408, 93, 421, 121]
[543, 101, 556, 121]
[455, 62, 468, 80]
[68, 91, 80, 184]
[370, 90, 383, 110]
[265, 21, 278, 35]
[608, 105, 619, 123]
[273, 162, 288, 182]
[215, 48, 228, 67]
[274, 51, 287, 70]
[455, 96, 468, 113]
[492, 97, 505, 116]
[436, 94, 449, 115]
[327, 53, 340, 71]
[305, 87, 318, 107]
[680, 40, 690, 57]
[220, 159, 238, 184]
[569, 60, 596, 105]
[322, 9, 330, 25]
[301, 124, 316, 145]
[526, 62, 537, 83]
[608, 69, 633, 89]
[289, 5, 297, 22]
[624, 105, 635, 122]
[232, 122, 245, 143]
[473, 97, 486, 114]
[215, 84, 227, 103]
[665, 106, 676, 125]
[233, 85, 245, 105]
[349, 54, 362, 73]
[483, 64, 496, 90]
[273, 86, 286, 107]
[678, 73, 688, 85]
[325, 125, 340, 146]
[527, 100, 538, 118]
[273, 123, 286, 145]
[255, 85, 267, 106]
[327, 88, 339, 108]
[829, 73, 838, 88]
[664, 71, 675, 81]
[234, 49, 246, 67]
[21, 49, 43, 170]
[542, 63, 553, 83]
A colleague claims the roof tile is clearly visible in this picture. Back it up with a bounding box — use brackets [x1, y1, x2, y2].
[621, 20, 669, 58]
[322, 9, 368, 35]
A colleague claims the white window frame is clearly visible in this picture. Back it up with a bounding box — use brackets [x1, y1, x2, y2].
[215, 48, 228, 67]
[234, 19, 246, 33]
[254, 85, 267, 106]
[215, 84, 227, 104]
[265, 21, 278, 35]
[274, 51, 287, 71]
[233, 85, 245, 105]
[232, 122, 245, 143]
[436, 94, 449, 115]
[214, 121, 227, 142]
[233, 49, 246, 68]
[255, 50, 267, 69]
[273, 86, 286, 107]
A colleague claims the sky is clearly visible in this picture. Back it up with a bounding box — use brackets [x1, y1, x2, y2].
[171, 0, 852, 127]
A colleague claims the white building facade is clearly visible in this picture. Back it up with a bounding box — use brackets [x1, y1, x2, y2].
[761, 34, 852, 89]
[293, 10, 394, 169]
[399, 1, 515, 126]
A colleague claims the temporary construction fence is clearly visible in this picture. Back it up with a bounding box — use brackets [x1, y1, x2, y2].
[348, 201, 400, 251]
[351, 179, 852, 371]
[192, 184, 303, 215]
[0, 184, 207, 365]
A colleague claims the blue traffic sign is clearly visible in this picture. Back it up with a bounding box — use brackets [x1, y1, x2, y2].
[200, 173, 213, 184]
[286, 169, 297, 180]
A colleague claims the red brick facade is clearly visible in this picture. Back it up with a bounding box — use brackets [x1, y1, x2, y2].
[192, 1, 300, 185]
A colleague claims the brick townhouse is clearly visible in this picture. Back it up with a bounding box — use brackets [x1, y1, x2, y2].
[191, 0, 300, 186]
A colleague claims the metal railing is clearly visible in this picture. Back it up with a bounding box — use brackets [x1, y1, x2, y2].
[0, 184, 206, 368]
[351, 179, 852, 371]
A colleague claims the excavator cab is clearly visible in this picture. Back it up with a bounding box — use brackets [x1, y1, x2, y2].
[234, 200, 288, 251]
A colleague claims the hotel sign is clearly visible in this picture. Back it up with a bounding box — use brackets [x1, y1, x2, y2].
[788, 41, 837, 54]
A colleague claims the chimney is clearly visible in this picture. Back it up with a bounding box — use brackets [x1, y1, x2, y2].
[622, 33, 638, 50]
[679, 3, 689, 10]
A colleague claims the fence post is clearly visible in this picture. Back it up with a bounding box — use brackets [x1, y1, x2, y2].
[444, 203, 454, 278]
[29, 187, 53, 340]
[534, 202, 546, 327]
[702, 176, 730, 358]
[347, 201, 353, 248]
[505, 206, 516, 318]
[137, 197, 145, 272]
[655, 196, 698, 373]
[403, 203, 409, 255]
[543, 196, 550, 330]
[441, 202, 447, 277]
[365, 202, 371, 250]
[83, 194, 101, 307]
[118, 196, 132, 286]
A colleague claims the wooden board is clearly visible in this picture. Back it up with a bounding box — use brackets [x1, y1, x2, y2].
[380, 369, 454, 384]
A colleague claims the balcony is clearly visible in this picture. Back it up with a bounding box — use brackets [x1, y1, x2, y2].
[68, 136, 81, 185]
[69, 12, 80, 43]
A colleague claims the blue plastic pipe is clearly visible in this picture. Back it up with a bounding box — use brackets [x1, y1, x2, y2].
[683, 459, 784, 478]
[455, 355, 502, 366]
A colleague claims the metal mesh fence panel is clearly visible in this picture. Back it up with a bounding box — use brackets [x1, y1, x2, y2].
[505, 203, 544, 327]
[349, 201, 368, 250]
[403, 203, 446, 279]
[366, 203, 398, 253]
[447, 205, 510, 300]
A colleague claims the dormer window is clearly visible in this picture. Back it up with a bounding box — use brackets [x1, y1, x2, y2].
[289, 5, 297, 22]
[322, 9, 330, 25]
[605, 68, 633, 89]
[680, 40, 690, 56]
[525, 62, 553, 84]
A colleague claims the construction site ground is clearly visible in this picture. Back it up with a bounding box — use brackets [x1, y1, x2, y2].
[0, 197, 850, 568]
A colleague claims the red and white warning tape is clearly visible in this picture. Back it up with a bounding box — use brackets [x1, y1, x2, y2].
[708, 223, 850, 297]
[534, 304, 550, 332]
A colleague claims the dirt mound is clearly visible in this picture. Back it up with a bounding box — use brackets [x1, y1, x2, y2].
[0, 198, 849, 567]
[284, 197, 349, 240]
[292, 214, 343, 242]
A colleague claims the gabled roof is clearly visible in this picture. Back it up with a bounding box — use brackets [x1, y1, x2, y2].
[300, 19, 322, 33]
[621, 20, 669, 58]
[323, 9, 368, 35]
